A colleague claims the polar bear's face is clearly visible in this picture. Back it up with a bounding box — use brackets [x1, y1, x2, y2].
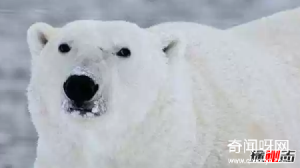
[27, 21, 178, 130]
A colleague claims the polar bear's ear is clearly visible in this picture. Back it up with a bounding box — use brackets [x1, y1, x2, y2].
[27, 22, 56, 56]
[161, 33, 186, 59]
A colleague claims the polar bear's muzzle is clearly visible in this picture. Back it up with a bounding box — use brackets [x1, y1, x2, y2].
[61, 67, 107, 118]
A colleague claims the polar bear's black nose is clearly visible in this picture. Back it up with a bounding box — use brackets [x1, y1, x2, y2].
[63, 75, 99, 106]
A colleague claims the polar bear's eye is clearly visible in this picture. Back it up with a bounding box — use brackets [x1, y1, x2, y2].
[58, 43, 71, 53]
[116, 48, 131, 58]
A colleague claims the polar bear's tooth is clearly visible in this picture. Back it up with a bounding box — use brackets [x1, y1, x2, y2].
[72, 111, 80, 117]
[92, 104, 99, 113]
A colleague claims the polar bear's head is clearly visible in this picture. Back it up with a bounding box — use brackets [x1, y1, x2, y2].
[27, 21, 183, 136]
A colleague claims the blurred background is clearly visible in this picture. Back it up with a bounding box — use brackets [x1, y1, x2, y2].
[0, 0, 300, 167]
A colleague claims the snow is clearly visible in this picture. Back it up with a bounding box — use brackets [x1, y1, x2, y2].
[1, 1, 300, 168]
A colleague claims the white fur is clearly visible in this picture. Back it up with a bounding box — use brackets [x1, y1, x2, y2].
[27, 19, 299, 168]
[228, 9, 300, 163]
[228, 7, 300, 85]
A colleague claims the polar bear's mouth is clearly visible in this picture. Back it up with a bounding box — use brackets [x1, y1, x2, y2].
[62, 97, 107, 118]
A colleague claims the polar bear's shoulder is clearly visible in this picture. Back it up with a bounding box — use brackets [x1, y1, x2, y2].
[148, 22, 223, 43]
[228, 8, 300, 67]
[228, 7, 300, 41]
[149, 22, 219, 32]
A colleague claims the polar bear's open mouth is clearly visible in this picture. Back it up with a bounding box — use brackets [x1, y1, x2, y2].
[62, 97, 107, 118]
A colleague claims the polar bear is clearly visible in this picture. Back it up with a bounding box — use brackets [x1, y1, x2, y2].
[27, 20, 299, 168]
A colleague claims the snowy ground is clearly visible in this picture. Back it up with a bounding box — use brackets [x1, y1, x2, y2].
[0, 0, 300, 167]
